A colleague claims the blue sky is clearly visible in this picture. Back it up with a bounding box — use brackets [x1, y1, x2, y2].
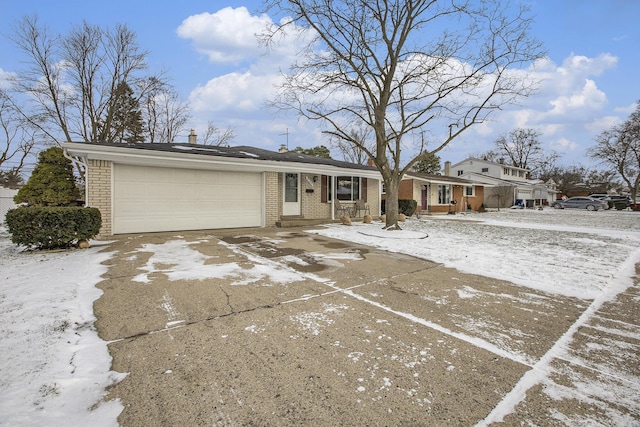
[1, 0, 639, 169]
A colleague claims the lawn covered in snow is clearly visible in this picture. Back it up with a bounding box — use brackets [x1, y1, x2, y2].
[0, 227, 124, 427]
[0, 208, 638, 425]
[312, 208, 640, 300]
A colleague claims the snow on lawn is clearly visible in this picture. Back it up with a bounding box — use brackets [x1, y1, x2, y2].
[0, 227, 125, 427]
[310, 209, 640, 300]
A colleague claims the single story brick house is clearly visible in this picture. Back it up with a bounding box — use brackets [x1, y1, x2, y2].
[394, 172, 486, 215]
[62, 142, 382, 235]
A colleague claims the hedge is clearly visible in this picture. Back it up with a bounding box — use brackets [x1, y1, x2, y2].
[5, 207, 101, 249]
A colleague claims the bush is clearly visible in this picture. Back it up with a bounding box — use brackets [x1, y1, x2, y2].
[381, 199, 418, 216]
[5, 207, 101, 249]
[398, 199, 418, 217]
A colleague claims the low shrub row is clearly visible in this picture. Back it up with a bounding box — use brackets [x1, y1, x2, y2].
[5, 207, 101, 249]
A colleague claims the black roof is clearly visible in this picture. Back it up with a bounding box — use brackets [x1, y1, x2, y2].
[75, 141, 377, 172]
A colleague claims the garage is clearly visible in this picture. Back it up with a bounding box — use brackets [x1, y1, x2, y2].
[113, 164, 263, 234]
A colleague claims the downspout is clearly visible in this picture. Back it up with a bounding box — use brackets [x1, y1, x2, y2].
[62, 149, 89, 207]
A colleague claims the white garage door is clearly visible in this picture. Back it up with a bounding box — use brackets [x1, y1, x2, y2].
[113, 165, 263, 234]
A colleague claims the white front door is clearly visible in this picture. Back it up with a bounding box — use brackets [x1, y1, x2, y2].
[282, 172, 300, 216]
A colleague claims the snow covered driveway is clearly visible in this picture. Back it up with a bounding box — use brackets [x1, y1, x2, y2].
[1, 208, 639, 425]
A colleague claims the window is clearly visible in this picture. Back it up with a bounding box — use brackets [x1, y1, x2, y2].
[465, 186, 474, 196]
[437, 184, 451, 204]
[518, 171, 524, 177]
[457, 170, 464, 176]
[503, 168, 510, 175]
[481, 167, 489, 173]
[328, 176, 361, 201]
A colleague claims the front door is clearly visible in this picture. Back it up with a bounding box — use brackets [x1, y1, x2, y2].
[283, 173, 300, 216]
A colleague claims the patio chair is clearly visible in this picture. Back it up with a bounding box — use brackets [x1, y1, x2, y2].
[354, 199, 370, 217]
[334, 200, 353, 218]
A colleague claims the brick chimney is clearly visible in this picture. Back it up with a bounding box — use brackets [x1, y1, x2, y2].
[278, 144, 288, 153]
[188, 129, 197, 144]
[444, 161, 451, 176]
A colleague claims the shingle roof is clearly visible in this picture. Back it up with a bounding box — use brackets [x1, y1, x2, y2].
[73, 142, 377, 172]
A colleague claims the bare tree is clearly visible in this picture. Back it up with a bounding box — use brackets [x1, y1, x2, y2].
[262, 0, 544, 229]
[331, 124, 374, 165]
[488, 185, 515, 211]
[0, 89, 38, 180]
[140, 79, 191, 143]
[9, 16, 166, 144]
[201, 121, 236, 146]
[538, 165, 587, 198]
[493, 128, 559, 177]
[589, 102, 640, 203]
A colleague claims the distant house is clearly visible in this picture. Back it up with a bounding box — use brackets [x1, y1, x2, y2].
[62, 142, 382, 236]
[446, 158, 557, 208]
[394, 172, 486, 215]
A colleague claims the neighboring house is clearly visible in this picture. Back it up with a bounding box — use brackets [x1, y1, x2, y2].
[395, 172, 485, 215]
[62, 142, 382, 236]
[0, 186, 19, 224]
[446, 158, 557, 208]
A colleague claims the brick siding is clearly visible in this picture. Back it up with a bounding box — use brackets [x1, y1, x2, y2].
[264, 172, 279, 226]
[87, 159, 112, 236]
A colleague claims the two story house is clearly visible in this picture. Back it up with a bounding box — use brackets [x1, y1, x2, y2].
[446, 158, 557, 208]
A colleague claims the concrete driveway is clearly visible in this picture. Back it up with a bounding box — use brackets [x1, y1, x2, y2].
[94, 228, 640, 426]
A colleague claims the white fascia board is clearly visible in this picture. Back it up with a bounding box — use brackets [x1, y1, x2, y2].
[62, 142, 381, 180]
[407, 172, 487, 187]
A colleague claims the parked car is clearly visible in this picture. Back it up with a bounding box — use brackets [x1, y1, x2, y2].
[551, 197, 608, 211]
[511, 199, 525, 209]
[603, 195, 631, 209]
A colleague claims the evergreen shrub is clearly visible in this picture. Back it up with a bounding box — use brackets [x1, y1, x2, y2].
[14, 147, 80, 207]
[5, 207, 101, 249]
[398, 199, 418, 217]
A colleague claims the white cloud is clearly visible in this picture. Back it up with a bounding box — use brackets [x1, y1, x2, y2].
[585, 116, 621, 133]
[614, 102, 638, 115]
[557, 53, 617, 78]
[0, 68, 16, 89]
[548, 79, 608, 116]
[188, 71, 282, 113]
[447, 52, 624, 163]
[177, 7, 314, 69]
[177, 7, 272, 64]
